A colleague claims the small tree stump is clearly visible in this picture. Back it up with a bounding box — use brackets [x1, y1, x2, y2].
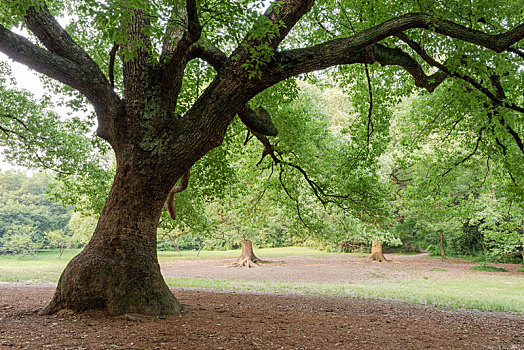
[368, 241, 388, 262]
[230, 240, 264, 268]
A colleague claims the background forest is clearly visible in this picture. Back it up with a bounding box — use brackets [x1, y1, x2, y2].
[1, 82, 522, 263]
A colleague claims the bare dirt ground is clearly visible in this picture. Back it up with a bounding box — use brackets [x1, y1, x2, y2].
[159, 252, 524, 283]
[1, 254, 523, 349]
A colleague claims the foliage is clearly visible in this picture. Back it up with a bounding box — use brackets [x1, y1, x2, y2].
[67, 212, 97, 247]
[0, 224, 41, 255]
[43, 229, 67, 249]
[384, 90, 524, 261]
[1, 0, 524, 264]
[0, 171, 72, 254]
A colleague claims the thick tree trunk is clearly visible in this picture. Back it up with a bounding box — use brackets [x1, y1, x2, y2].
[368, 241, 387, 262]
[231, 240, 261, 268]
[41, 162, 183, 316]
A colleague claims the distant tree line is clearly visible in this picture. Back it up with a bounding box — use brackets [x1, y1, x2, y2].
[0, 171, 71, 255]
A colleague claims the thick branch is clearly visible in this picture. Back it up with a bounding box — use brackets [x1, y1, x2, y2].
[188, 41, 229, 72]
[24, 4, 95, 68]
[266, 13, 524, 86]
[238, 105, 278, 136]
[0, 25, 122, 142]
[158, 0, 202, 110]
[260, 0, 315, 50]
[371, 44, 448, 92]
[230, 0, 315, 71]
[396, 33, 524, 113]
[122, 9, 153, 108]
[161, 0, 201, 58]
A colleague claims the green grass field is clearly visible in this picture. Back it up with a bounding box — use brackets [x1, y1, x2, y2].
[0, 247, 337, 283]
[164, 276, 524, 313]
[157, 246, 343, 261]
[1, 248, 523, 313]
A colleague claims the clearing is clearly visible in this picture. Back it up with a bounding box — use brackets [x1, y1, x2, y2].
[0, 250, 523, 349]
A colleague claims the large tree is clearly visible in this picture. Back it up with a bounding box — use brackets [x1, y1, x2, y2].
[1, 0, 523, 315]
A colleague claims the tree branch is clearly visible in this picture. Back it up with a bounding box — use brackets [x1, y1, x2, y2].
[364, 64, 374, 149]
[122, 9, 153, 108]
[243, 105, 367, 212]
[0, 25, 122, 142]
[164, 169, 191, 220]
[161, 0, 201, 59]
[237, 0, 315, 54]
[158, 0, 202, 110]
[265, 13, 524, 87]
[396, 33, 524, 113]
[441, 124, 487, 177]
[508, 47, 524, 60]
[187, 41, 230, 72]
[237, 105, 278, 137]
[24, 4, 96, 68]
[278, 165, 309, 228]
[0, 115, 71, 174]
[108, 43, 119, 88]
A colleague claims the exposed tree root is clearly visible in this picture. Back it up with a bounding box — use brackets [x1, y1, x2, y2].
[230, 256, 263, 268]
[229, 240, 268, 268]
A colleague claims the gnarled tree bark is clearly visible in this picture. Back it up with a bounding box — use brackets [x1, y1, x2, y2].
[42, 160, 184, 315]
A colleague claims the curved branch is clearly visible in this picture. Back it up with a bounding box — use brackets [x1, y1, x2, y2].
[371, 44, 448, 92]
[164, 169, 191, 220]
[396, 33, 524, 113]
[188, 41, 230, 72]
[266, 13, 524, 86]
[238, 105, 278, 137]
[441, 124, 488, 177]
[0, 25, 122, 142]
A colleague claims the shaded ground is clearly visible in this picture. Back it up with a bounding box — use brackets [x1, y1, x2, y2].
[1, 286, 523, 349]
[0, 253, 523, 349]
[160, 252, 523, 283]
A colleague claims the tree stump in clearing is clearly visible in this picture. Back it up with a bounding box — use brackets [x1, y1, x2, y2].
[368, 241, 388, 262]
[230, 240, 263, 268]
